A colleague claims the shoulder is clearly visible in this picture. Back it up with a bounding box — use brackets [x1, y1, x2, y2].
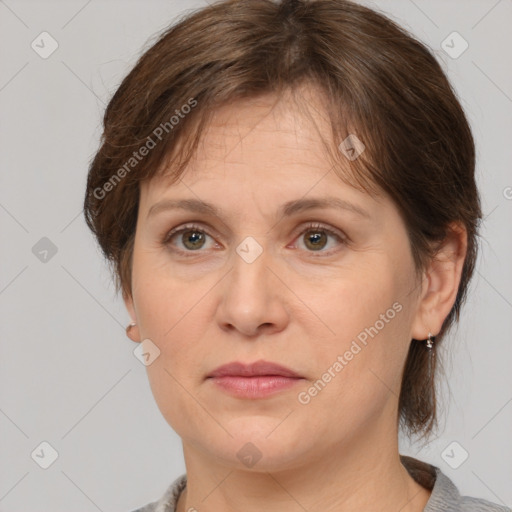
[130, 503, 157, 512]
[129, 474, 187, 512]
[400, 455, 511, 512]
[458, 495, 511, 512]
[433, 469, 511, 512]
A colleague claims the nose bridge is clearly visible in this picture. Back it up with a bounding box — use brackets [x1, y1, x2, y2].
[218, 234, 286, 334]
[230, 234, 272, 300]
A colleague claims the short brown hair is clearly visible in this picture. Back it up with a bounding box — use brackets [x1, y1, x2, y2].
[84, 0, 481, 439]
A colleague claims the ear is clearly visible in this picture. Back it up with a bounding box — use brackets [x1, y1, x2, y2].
[123, 290, 141, 343]
[411, 222, 468, 340]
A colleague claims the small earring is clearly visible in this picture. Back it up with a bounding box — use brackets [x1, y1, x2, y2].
[425, 332, 436, 384]
[426, 332, 435, 350]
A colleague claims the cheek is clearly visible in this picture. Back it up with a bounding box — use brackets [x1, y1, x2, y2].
[131, 260, 215, 433]
[292, 259, 414, 409]
[294, 305, 411, 442]
[134, 277, 208, 370]
[131, 245, 203, 342]
[295, 259, 407, 350]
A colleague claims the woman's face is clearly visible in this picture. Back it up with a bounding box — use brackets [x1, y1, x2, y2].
[125, 88, 426, 471]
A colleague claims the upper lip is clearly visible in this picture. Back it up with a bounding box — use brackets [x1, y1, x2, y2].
[207, 360, 302, 378]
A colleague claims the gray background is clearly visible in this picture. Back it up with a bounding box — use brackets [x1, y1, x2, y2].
[0, 0, 511, 510]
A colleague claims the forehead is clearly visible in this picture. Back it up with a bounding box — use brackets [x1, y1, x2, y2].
[144, 87, 339, 192]
[138, 85, 388, 222]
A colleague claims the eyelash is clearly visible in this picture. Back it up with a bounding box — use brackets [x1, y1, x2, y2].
[162, 222, 348, 257]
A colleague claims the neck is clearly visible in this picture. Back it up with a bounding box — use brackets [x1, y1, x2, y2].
[176, 424, 431, 512]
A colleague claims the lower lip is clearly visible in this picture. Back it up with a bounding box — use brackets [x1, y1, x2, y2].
[208, 375, 303, 399]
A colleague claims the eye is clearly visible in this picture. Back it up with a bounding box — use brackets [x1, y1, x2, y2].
[162, 223, 217, 254]
[162, 222, 347, 256]
[292, 222, 347, 255]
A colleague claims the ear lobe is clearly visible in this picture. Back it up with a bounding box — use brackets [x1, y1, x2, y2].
[411, 222, 468, 340]
[123, 291, 141, 343]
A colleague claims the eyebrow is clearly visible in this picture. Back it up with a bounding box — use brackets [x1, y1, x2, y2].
[146, 196, 371, 221]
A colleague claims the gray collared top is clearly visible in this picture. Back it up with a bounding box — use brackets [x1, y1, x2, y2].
[131, 455, 511, 512]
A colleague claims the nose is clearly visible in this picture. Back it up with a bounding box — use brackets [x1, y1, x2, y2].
[216, 241, 290, 338]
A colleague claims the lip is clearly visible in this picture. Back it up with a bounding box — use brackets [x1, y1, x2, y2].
[207, 360, 304, 399]
[208, 360, 302, 378]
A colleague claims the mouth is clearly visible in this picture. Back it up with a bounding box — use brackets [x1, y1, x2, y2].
[207, 360, 302, 378]
[206, 360, 304, 399]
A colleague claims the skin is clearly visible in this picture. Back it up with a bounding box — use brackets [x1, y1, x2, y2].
[124, 84, 467, 512]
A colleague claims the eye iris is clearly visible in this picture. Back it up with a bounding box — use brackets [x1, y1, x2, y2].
[182, 230, 205, 250]
[304, 230, 327, 251]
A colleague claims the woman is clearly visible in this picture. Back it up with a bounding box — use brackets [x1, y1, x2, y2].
[84, 0, 510, 511]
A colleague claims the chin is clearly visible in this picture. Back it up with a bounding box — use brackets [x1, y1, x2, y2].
[202, 424, 313, 471]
